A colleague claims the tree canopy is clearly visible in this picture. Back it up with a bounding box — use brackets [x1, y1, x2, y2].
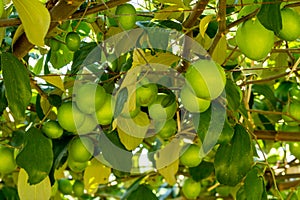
[1, 0, 300, 199]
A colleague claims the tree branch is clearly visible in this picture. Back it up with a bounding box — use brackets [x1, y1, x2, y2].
[177, 0, 210, 73]
[13, 0, 85, 59]
[254, 130, 300, 142]
[182, 0, 210, 29]
[208, 0, 226, 55]
[12, 0, 130, 59]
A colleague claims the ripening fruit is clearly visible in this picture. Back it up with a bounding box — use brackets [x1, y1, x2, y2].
[185, 59, 226, 100]
[0, 145, 17, 174]
[115, 3, 136, 30]
[282, 101, 300, 126]
[42, 120, 64, 139]
[68, 158, 88, 173]
[180, 84, 211, 113]
[68, 137, 94, 162]
[148, 93, 177, 120]
[182, 178, 201, 200]
[95, 94, 115, 125]
[57, 102, 86, 133]
[73, 180, 85, 197]
[75, 83, 107, 114]
[155, 118, 177, 139]
[76, 115, 98, 135]
[236, 18, 274, 61]
[179, 144, 202, 167]
[136, 82, 158, 106]
[278, 8, 300, 41]
[58, 178, 73, 195]
[65, 32, 81, 51]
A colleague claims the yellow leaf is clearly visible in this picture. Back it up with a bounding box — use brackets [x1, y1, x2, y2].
[18, 168, 51, 200]
[154, 6, 183, 20]
[158, 160, 179, 185]
[118, 127, 144, 151]
[211, 35, 227, 65]
[156, 0, 185, 6]
[117, 112, 150, 150]
[199, 15, 214, 38]
[12, 0, 50, 46]
[132, 49, 180, 68]
[12, 24, 24, 47]
[132, 48, 147, 68]
[195, 33, 212, 50]
[156, 138, 181, 185]
[84, 158, 111, 194]
[41, 75, 65, 91]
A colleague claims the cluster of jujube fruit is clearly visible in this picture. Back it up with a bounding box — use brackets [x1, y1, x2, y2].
[36, 57, 227, 198]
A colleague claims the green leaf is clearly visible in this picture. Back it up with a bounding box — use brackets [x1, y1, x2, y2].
[211, 35, 227, 65]
[189, 161, 214, 181]
[32, 56, 44, 75]
[252, 84, 276, 108]
[17, 168, 51, 200]
[49, 44, 73, 69]
[2, 52, 31, 120]
[121, 176, 147, 200]
[114, 87, 128, 118]
[71, 42, 98, 74]
[225, 79, 241, 111]
[244, 167, 265, 200]
[257, 0, 282, 34]
[12, 0, 50, 46]
[97, 131, 133, 172]
[214, 124, 253, 186]
[0, 81, 8, 115]
[0, 186, 19, 200]
[16, 127, 53, 184]
[193, 99, 226, 154]
[117, 111, 150, 150]
[127, 185, 158, 200]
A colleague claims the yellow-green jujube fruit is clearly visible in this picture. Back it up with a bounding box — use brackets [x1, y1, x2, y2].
[179, 144, 202, 167]
[65, 32, 81, 51]
[73, 180, 85, 197]
[75, 83, 107, 114]
[76, 114, 98, 135]
[136, 82, 158, 107]
[68, 137, 94, 162]
[58, 178, 73, 195]
[182, 178, 201, 200]
[42, 120, 64, 139]
[278, 8, 300, 41]
[95, 94, 115, 125]
[180, 84, 211, 113]
[282, 101, 300, 126]
[236, 18, 274, 61]
[57, 102, 86, 133]
[115, 3, 136, 30]
[68, 158, 88, 173]
[185, 59, 226, 100]
[155, 118, 177, 139]
[0, 145, 17, 174]
[148, 93, 177, 121]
